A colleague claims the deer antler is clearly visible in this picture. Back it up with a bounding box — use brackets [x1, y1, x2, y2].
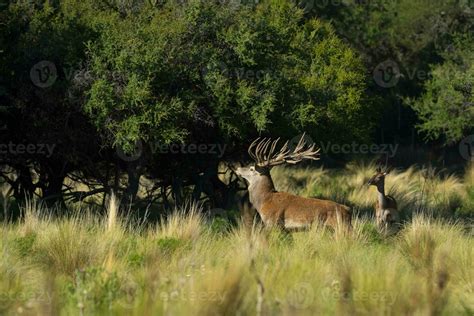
[248, 133, 320, 168]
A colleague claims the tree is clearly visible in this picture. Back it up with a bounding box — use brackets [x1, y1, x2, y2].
[82, 0, 374, 204]
[0, 1, 109, 207]
[300, 0, 473, 145]
[1, 0, 375, 210]
[409, 37, 473, 145]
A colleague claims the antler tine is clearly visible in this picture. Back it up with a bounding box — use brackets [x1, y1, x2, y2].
[269, 140, 290, 163]
[269, 138, 279, 157]
[276, 140, 290, 158]
[255, 138, 264, 163]
[248, 137, 260, 162]
[279, 134, 320, 165]
[294, 132, 308, 152]
[262, 138, 273, 161]
[266, 138, 280, 161]
[255, 138, 270, 165]
[300, 144, 320, 161]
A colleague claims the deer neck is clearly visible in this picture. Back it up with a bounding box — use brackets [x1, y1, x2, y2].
[376, 182, 388, 209]
[248, 173, 275, 212]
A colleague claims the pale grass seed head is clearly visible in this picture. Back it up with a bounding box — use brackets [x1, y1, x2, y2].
[19, 196, 51, 236]
[157, 202, 204, 241]
[106, 192, 119, 232]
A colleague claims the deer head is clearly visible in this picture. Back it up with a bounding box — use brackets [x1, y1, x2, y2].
[367, 166, 391, 187]
[236, 134, 320, 187]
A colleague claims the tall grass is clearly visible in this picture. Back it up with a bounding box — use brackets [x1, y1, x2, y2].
[0, 200, 472, 315]
[272, 162, 473, 219]
[0, 164, 472, 315]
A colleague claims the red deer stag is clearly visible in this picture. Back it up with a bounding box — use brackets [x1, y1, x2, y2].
[236, 135, 352, 231]
[367, 167, 399, 232]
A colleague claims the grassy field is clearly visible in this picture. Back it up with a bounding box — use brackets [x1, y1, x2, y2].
[0, 163, 473, 315]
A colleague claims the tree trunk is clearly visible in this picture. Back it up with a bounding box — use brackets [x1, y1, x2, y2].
[13, 165, 36, 201]
[42, 174, 66, 210]
[123, 161, 142, 208]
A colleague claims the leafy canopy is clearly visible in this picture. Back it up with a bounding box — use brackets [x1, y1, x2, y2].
[83, 0, 372, 152]
[409, 36, 473, 144]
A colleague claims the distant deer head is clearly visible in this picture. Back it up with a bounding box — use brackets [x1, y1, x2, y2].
[236, 134, 351, 231]
[367, 166, 391, 188]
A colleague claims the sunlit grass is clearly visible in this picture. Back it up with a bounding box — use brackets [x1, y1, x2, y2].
[0, 200, 472, 315]
[272, 161, 472, 219]
[0, 163, 472, 315]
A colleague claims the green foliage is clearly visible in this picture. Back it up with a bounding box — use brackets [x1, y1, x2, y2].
[360, 222, 384, 244]
[127, 252, 145, 268]
[82, 0, 372, 152]
[83, 9, 196, 150]
[12, 233, 37, 258]
[120, 237, 146, 267]
[0, 0, 106, 204]
[209, 217, 232, 235]
[66, 267, 121, 311]
[456, 186, 474, 218]
[314, 0, 472, 71]
[1, 0, 472, 210]
[409, 37, 474, 144]
[308, 0, 473, 144]
[156, 237, 186, 255]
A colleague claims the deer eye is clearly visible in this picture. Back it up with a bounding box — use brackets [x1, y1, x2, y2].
[250, 166, 255, 171]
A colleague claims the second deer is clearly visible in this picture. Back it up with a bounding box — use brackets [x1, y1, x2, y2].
[236, 135, 351, 232]
[367, 167, 400, 232]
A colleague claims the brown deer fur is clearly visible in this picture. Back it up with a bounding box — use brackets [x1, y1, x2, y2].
[236, 137, 351, 231]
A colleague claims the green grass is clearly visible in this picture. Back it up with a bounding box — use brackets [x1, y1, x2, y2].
[0, 163, 473, 315]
